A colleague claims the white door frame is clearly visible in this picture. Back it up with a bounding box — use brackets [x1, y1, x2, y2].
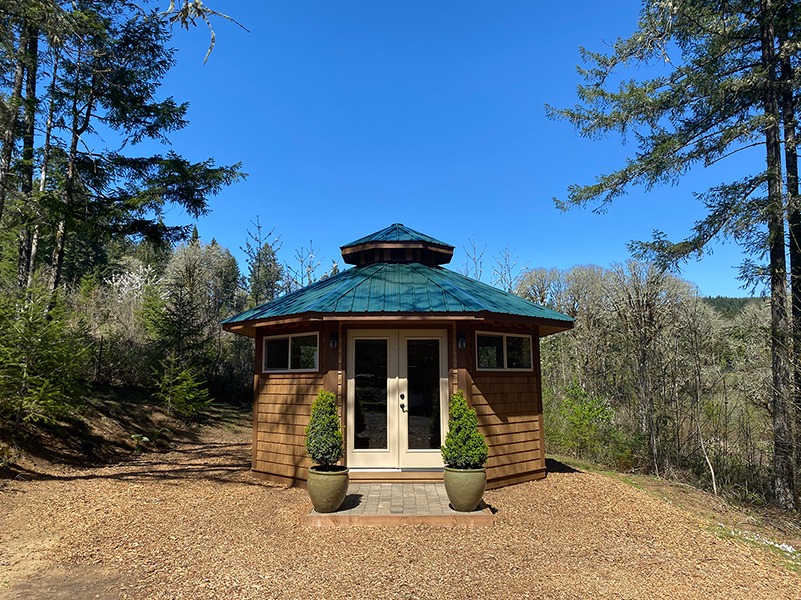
[346, 329, 448, 470]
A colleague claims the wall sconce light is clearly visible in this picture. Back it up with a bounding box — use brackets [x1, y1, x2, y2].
[457, 332, 466, 349]
[329, 332, 339, 349]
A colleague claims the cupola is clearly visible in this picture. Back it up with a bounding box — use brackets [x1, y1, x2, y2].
[340, 223, 455, 266]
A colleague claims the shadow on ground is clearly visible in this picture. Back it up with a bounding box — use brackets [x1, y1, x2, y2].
[546, 457, 580, 474]
[1, 384, 255, 487]
[4, 439, 256, 486]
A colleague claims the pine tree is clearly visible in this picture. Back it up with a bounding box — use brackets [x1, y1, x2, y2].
[549, 0, 800, 507]
[0, 2, 244, 290]
[241, 217, 282, 307]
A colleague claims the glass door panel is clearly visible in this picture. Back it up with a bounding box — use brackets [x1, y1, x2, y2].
[353, 339, 388, 450]
[405, 339, 441, 450]
[347, 332, 398, 468]
[399, 330, 447, 469]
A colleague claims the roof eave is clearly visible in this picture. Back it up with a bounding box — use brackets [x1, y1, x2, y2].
[222, 310, 573, 337]
[340, 241, 454, 265]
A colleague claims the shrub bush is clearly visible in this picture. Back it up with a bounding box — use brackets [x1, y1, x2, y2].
[305, 390, 343, 467]
[0, 283, 90, 426]
[544, 384, 642, 471]
[441, 390, 488, 469]
[152, 353, 211, 420]
[561, 385, 614, 459]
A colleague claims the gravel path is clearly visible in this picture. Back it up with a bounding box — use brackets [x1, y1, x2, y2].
[1, 422, 799, 599]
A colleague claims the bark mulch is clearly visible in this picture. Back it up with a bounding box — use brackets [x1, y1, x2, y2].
[1, 421, 799, 599]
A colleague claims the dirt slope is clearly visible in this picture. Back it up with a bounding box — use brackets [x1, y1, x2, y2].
[1, 418, 800, 599]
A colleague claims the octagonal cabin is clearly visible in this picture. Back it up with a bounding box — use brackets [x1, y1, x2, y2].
[222, 224, 573, 488]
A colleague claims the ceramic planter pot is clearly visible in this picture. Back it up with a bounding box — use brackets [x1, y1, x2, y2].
[307, 465, 349, 513]
[443, 466, 486, 512]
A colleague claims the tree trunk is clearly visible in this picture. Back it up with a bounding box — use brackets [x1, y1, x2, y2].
[0, 23, 30, 224]
[761, 0, 795, 509]
[27, 50, 59, 288]
[693, 323, 717, 495]
[17, 25, 38, 287]
[50, 52, 95, 291]
[779, 13, 801, 500]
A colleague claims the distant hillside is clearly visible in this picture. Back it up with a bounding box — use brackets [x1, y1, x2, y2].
[703, 296, 761, 319]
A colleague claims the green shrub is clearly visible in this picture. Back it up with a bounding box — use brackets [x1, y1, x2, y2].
[0, 283, 90, 426]
[305, 389, 344, 467]
[152, 353, 211, 420]
[544, 384, 641, 470]
[561, 385, 614, 460]
[441, 390, 488, 469]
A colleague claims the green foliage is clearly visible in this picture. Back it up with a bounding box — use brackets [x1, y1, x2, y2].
[441, 390, 488, 469]
[3, 1, 244, 290]
[131, 433, 151, 454]
[535, 263, 779, 500]
[305, 389, 343, 467]
[152, 353, 211, 420]
[544, 386, 641, 472]
[561, 385, 614, 459]
[242, 217, 283, 307]
[138, 238, 247, 398]
[0, 1, 246, 440]
[547, 2, 799, 506]
[702, 296, 760, 320]
[0, 283, 90, 426]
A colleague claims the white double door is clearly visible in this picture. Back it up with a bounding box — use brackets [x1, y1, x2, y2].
[346, 329, 448, 469]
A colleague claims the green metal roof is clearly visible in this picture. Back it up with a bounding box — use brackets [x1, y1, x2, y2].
[223, 262, 573, 327]
[341, 223, 453, 250]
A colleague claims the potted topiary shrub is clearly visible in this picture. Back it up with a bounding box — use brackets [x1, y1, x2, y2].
[441, 390, 489, 512]
[305, 389, 349, 513]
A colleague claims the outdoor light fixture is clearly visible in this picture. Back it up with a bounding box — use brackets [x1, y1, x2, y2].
[457, 332, 466, 349]
[329, 332, 339, 349]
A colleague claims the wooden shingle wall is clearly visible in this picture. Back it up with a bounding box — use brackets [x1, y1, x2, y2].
[252, 374, 322, 485]
[459, 323, 546, 489]
[250, 323, 339, 487]
[469, 374, 545, 487]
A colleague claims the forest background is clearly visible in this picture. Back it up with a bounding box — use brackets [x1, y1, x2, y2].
[0, 0, 795, 512]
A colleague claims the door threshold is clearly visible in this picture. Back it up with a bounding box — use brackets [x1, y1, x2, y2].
[348, 468, 444, 473]
[349, 469, 444, 483]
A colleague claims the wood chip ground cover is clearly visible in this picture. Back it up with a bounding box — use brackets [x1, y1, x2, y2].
[2, 421, 800, 599]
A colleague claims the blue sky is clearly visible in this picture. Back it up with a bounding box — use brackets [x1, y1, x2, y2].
[152, 1, 758, 297]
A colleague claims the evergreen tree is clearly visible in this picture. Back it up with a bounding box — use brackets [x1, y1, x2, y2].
[241, 217, 282, 307]
[441, 390, 488, 470]
[0, 281, 90, 425]
[0, 1, 244, 289]
[143, 237, 243, 386]
[549, 0, 800, 509]
[152, 352, 211, 420]
[0, 1, 249, 426]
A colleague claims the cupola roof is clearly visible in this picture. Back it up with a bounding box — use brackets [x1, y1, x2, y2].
[340, 223, 454, 266]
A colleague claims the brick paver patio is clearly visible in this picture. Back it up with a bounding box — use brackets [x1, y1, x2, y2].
[300, 482, 494, 527]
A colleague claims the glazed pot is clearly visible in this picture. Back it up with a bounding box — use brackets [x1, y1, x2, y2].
[443, 466, 486, 512]
[307, 465, 349, 513]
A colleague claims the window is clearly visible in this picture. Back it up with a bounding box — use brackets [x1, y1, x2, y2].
[476, 333, 533, 371]
[263, 333, 319, 372]
[476, 334, 504, 369]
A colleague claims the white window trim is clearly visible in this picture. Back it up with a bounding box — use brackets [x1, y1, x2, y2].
[262, 332, 320, 373]
[475, 331, 534, 372]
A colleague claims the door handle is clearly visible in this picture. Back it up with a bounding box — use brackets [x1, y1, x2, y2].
[400, 402, 407, 412]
